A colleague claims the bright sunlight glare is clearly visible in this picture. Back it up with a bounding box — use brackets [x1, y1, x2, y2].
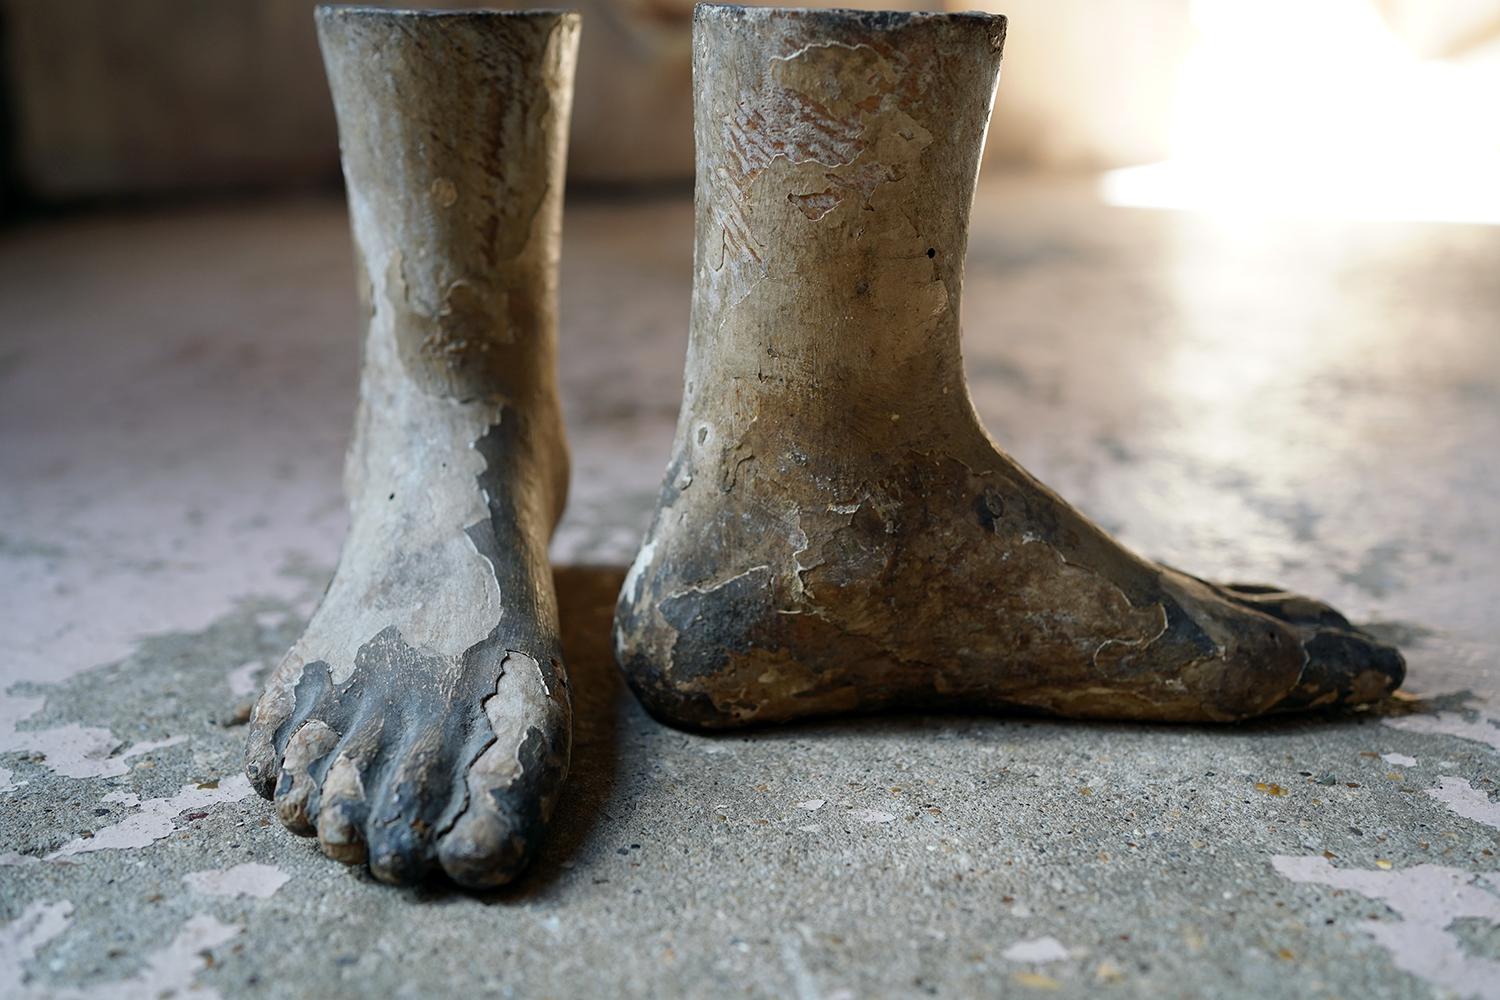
[1100, 0, 1500, 224]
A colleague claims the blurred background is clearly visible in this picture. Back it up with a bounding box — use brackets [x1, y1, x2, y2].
[3, 0, 1498, 217]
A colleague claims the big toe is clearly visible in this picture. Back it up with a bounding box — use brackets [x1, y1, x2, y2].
[437, 803, 534, 890]
[436, 741, 566, 890]
[1275, 627, 1406, 712]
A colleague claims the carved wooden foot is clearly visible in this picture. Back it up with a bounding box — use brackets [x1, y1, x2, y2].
[246, 8, 579, 888]
[613, 5, 1404, 729]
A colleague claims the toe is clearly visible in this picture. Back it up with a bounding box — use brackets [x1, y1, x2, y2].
[438, 806, 531, 890]
[364, 811, 435, 885]
[363, 728, 458, 885]
[1214, 581, 1403, 708]
[1220, 583, 1354, 631]
[316, 752, 369, 865]
[273, 719, 340, 835]
[244, 723, 281, 800]
[245, 677, 297, 799]
[436, 730, 561, 889]
[1221, 582, 1282, 595]
[437, 655, 569, 889]
[1275, 628, 1406, 712]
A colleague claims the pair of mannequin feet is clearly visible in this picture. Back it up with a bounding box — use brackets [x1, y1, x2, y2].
[246, 6, 1404, 889]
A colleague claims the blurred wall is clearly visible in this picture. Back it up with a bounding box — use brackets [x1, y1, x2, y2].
[977, 0, 1193, 170]
[1, 0, 1195, 205]
[3, 1, 336, 200]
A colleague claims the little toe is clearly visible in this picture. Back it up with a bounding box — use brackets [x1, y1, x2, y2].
[244, 724, 281, 801]
[316, 752, 370, 865]
[273, 719, 340, 835]
[245, 682, 296, 799]
[1275, 627, 1406, 712]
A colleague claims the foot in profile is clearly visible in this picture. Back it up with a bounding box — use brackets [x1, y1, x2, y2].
[612, 6, 1404, 729]
[244, 8, 580, 887]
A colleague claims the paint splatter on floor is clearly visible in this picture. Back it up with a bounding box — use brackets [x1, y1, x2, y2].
[1426, 776, 1500, 832]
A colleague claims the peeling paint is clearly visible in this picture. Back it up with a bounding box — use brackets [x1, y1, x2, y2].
[0, 901, 72, 988]
[226, 661, 263, 698]
[76, 915, 239, 1000]
[1273, 855, 1500, 999]
[183, 862, 291, 899]
[48, 774, 252, 858]
[1, 903, 238, 1000]
[788, 190, 842, 222]
[1385, 709, 1500, 752]
[1002, 937, 1070, 963]
[0, 690, 187, 786]
[622, 537, 658, 608]
[0, 14, 1495, 995]
[1427, 776, 1500, 831]
[779, 932, 823, 1000]
[0, 852, 44, 867]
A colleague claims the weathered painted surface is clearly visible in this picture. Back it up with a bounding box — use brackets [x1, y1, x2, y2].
[48, 776, 253, 859]
[1, 902, 240, 1000]
[614, 5, 1402, 729]
[1002, 936, 1071, 963]
[241, 8, 579, 888]
[1274, 855, 1500, 998]
[182, 862, 291, 900]
[2, 178, 1498, 997]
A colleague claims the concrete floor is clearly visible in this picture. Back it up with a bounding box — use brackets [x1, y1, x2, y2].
[1, 177, 1497, 998]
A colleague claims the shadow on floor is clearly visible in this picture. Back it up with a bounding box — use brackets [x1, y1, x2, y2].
[489, 564, 630, 900]
[473, 564, 1434, 900]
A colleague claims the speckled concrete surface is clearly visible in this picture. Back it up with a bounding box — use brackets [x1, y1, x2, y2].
[2, 178, 1497, 998]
